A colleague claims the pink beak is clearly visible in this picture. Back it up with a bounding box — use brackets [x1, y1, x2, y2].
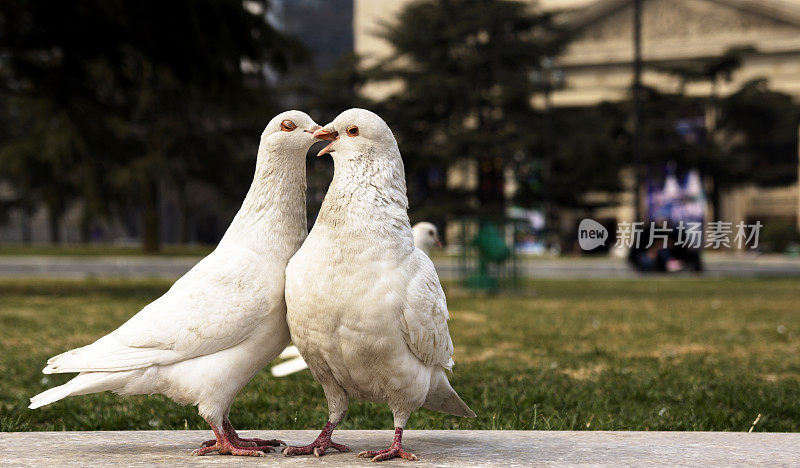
[313, 128, 339, 157]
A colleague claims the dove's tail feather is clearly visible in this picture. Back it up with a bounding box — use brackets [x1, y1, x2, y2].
[29, 372, 129, 409]
[422, 368, 476, 418]
[43, 337, 174, 374]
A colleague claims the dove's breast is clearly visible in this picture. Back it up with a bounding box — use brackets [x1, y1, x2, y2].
[285, 232, 430, 404]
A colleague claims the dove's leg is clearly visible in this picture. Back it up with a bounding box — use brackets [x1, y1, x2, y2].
[357, 427, 417, 462]
[192, 420, 277, 456]
[284, 384, 350, 457]
[358, 411, 417, 462]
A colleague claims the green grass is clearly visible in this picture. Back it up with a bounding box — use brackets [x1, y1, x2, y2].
[1, 278, 798, 432]
[0, 244, 213, 257]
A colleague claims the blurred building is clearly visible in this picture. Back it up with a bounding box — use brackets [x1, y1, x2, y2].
[354, 0, 800, 240]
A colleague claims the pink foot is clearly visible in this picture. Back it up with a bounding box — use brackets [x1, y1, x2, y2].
[236, 436, 285, 447]
[201, 436, 284, 448]
[283, 421, 350, 457]
[357, 427, 417, 462]
[224, 419, 285, 448]
[192, 422, 276, 456]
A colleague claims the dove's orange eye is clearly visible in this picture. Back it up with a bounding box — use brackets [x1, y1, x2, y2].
[346, 125, 359, 137]
[281, 120, 297, 131]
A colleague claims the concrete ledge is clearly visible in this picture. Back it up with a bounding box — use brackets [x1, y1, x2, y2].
[2, 430, 799, 467]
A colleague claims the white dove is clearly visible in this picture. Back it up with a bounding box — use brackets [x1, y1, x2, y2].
[29, 110, 321, 457]
[284, 108, 475, 462]
[412, 222, 442, 256]
[272, 224, 441, 378]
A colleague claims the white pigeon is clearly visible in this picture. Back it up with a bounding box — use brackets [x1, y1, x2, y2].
[271, 223, 441, 378]
[29, 110, 321, 457]
[412, 222, 442, 256]
[284, 108, 475, 462]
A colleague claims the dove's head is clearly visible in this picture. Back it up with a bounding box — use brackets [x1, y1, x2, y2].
[261, 110, 321, 152]
[313, 108, 398, 160]
[413, 221, 442, 254]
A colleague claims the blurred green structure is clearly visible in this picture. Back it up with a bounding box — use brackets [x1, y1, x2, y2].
[456, 217, 522, 292]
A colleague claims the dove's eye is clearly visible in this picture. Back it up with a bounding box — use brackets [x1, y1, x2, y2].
[281, 120, 297, 132]
[346, 125, 359, 137]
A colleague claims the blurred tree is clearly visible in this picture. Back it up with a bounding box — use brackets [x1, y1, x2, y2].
[302, 52, 368, 125]
[295, 52, 370, 223]
[368, 0, 561, 220]
[626, 86, 723, 217]
[717, 79, 799, 188]
[636, 86, 714, 169]
[0, 0, 306, 250]
[540, 103, 629, 209]
[631, 74, 798, 219]
[654, 47, 750, 216]
[0, 97, 81, 243]
[658, 47, 752, 103]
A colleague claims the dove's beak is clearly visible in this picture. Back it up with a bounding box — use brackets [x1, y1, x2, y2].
[304, 124, 322, 134]
[313, 127, 339, 157]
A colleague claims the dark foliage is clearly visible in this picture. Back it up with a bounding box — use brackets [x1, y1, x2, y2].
[0, 0, 306, 249]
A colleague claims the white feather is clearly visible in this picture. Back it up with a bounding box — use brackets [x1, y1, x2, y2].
[30, 110, 320, 429]
[271, 222, 439, 379]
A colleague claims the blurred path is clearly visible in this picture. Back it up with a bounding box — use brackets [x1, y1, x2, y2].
[436, 255, 800, 279]
[0, 255, 200, 279]
[2, 254, 800, 279]
[2, 430, 798, 467]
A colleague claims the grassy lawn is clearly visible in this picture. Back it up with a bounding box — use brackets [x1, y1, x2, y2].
[1, 278, 798, 432]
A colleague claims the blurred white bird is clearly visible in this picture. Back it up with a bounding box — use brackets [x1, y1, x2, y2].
[412, 221, 442, 256]
[271, 223, 442, 378]
[29, 110, 321, 457]
[284, 108, 475, 462]
[270, 346, 308, 377]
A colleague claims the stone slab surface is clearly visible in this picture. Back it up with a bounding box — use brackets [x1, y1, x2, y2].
[2, 430, 799, 467]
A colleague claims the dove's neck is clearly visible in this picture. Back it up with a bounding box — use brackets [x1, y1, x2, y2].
[316, 146, 413, 250]
[221, 144, 307, 258]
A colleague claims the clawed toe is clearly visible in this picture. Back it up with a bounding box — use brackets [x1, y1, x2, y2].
[358, 448, 417, 462]
[330, 441, 351, 452]
[226, 447, 269, 457]
[283, 421, 349, 457]
[284, 440, 350, 457]
[239, 437, 285, 447]
[284, 445, 312, 456]
[192, 442, 275, 456]
[199, 439, 216, 448]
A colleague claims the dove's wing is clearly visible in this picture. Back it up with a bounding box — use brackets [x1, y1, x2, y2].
[399, 248, 455, 370]
[44, 245, 276, 374]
